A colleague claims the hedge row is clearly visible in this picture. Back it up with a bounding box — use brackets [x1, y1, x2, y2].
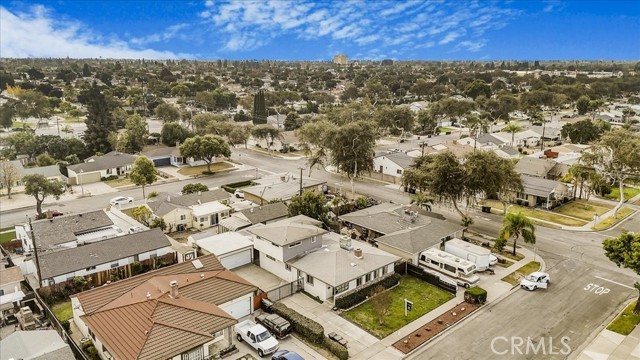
[222, 180, 256, 193]
[272, 302, 348, 360]
[464, 286, 487, 304]
[335, 273, 401, 310]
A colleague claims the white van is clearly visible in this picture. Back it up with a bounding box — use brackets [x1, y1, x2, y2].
[419, 248, 480, 288]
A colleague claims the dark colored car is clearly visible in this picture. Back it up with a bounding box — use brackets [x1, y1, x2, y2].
[256, 313, 292, 339]
[272, 350, 304, 360]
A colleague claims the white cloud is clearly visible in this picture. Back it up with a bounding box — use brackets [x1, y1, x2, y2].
[456, 39, 486, 52]
[439, 30, 465, 45]
[0, 5, 186, 59]
[130, 23, 188, 45]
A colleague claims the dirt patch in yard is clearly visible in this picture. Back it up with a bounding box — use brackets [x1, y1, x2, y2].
[393, 301, 480, 354]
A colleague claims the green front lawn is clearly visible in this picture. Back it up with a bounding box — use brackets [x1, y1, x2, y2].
[51, 301, 73, 322]
[0, 230, 16, 245]
[592, 207, 634, 231]
[342, 276, 454, 338]
[606, 186, 640, 201]
[482, 200, 587, 227]
[607, 301, 640, 335]
[553, 200, 613, 221]
[177, 162, 234, 176]
[501, 261, 541, 286]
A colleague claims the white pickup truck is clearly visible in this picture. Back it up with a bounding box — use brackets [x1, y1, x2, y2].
[235, 319, 279, 357]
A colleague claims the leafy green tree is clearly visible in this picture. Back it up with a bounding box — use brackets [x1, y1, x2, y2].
[161, 122, 190, 146]
[416, 109, 437, 134]
[36, 152, 56, 166]
[251, 124, 282, 153]
[410, 192, 433, 211]
[464, 79, 491, 100]
[575, 95, 590, 115]
[374, 106, 414, 135]
[129, 156, 156, 199]
[560, 119, 610, 144]
[288, 191, 329, 223]
[0, 103, 15, 128]
[84, 84, 116, 155]
[182, 183, 209, 194]
[284, 111, 301, 131]
[132, 205, 153, 226]
[369, 285, 392, 325]
[603, 232, 640, 314]
[23, 174, 65, 217]
[123, 114, 149, 153]
[16, 89, 51, 120]
[425, 151, 467, 220]
[582, 128, 640, 217]
[155, 103, 181, 123]
[253, 90, 267, 124]
[0, 160, 19, 199]
[498, 212, 536, 256]
[179, 135, 231, 173]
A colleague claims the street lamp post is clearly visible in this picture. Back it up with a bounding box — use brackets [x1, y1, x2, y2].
[298, 167, 305, 196]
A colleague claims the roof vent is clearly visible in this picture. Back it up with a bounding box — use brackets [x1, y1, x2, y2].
[146, 292, 151, 300]
[250, 207, 254, 213]
[200, 273, 205, 278]
[354, 248, 363, 259]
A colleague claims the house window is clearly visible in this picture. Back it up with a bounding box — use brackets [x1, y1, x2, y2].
[335, 283, 349, 294]
[306, 275, 314, 285]
[397, 169, 402, 175]
[266, 255, 276, 261]
[85, 266, 96, 271]
[110, 262, 119, 268]
[382, 266, 387, 275]
[181, 346, 204, 360]
[311, 236, 316, 243]
[356, 277, 362, 286]
[288, 241, 302, 248]
[134, 254, 139, 262]
[200, 217, 206, 223]
[365, 273, 371, 282]
[106, 169, 112, 174]
[180, 214, 186, 221]
[373, 269, 378, 279]
[285, 264, 291, 271]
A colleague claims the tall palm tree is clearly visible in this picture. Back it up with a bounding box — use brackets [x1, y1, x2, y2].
[498, 212, 536, 256]
[503, 122, 524, 147]
[411, 192, 433, 211]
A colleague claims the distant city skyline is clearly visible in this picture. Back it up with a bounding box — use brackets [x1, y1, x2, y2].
[1, 1, 638, 61]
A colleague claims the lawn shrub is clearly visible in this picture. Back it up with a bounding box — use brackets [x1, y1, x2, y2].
[464, 286, 487, 304]
[335, 274, 400, 310]
[323, 338, 349, 360]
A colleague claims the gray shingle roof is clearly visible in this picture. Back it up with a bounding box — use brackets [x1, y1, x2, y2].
[243, 178, 326, 202]
[476, 133, 504, 145]
[38, 228, 171, 279]
[521, 174, 562, 197]
[240, 202, 289, 224]
[31, 210, 115, 249]
[375, 152, 415, 169]
[338, 203, 440, 235]
[68, 151, 137, 173]
[147, 189, 231, 216]
[247, 215, 328, 245]
[375, 221, 465, 255]
[141, 146, 176, 158]
[0, 330, 74, 360]
[515, 157, 557, 178]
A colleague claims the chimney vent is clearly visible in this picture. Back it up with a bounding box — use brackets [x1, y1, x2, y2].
[169, 280, 179, 298]
[250, 207, 254, 213]
[354, 248, 363, 259]
[146, 292, 151, 300]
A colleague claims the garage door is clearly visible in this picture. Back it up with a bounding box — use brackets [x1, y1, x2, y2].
[221, 297, 251, 319]
[220, 249, 252, 270]
[77, 171, 101, 184]
[152, 157, 171, 167]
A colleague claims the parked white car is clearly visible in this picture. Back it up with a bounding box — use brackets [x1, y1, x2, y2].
[110, 196, 134, 206]
[489, 254, 498, 266]
[234, 189, 245, 199]
[520, 272, 550, 291]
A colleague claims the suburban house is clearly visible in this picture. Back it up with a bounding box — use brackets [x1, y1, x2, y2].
[71, 255, 257, 360]
[0, 330, 74, 360]
[372, 151, 415, 178]
[67, 151, 138, 185]
[0, 160, 64, 196]
[141, 144, 207, 167]
[515, 174, 571, 209]
[492, 129, 542, 148]
[339, 203, 464, 241]
[0, 267, 25, 319]
[242, 176, 326, 205]
[30, 228, 175, 287]
[247, 215, 400, 302]
[188, 232, 254, 270]
[515, 157, 568, 180]
[146, 189, 231, 232]
[218, 202, 289, 232]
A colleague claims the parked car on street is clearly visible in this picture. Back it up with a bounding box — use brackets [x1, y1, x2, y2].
[256, 313, 292, 339]
[272, 350, 304, 360]
[520, 272, 550, 291]
[110, 196, 134, 206]
[235, 320, 279, 357]
[234, 189, 245, 198]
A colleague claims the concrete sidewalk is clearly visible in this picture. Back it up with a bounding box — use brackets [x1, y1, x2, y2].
[0, 181, 116, 212]
[576, 322, 640, 360]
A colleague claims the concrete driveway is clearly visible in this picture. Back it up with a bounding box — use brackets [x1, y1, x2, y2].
[280, 294, 405, 360]
[233, 264, 288, 292]
[234, 327, 326, 360]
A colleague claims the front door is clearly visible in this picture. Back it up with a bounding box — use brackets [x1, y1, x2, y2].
[210, 213, 218, 225]
[379, 165, 383, 172]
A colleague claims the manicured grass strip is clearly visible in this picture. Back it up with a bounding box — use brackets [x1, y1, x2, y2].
[0, 231, 16, 245]
[553, 200, 613, 221]
[496, 259, 515, 268]
[501, 261, 541, 286]
[592, 207, 634, 231]
[177, 162, 234, 176]
[342, 276, 454, 338]
[51, 301, 73, 322]
[0, 226, 15, 232]
[482, 200, 587, 227]
[607, 301, 640, 336]
[605, 186, 640, 202]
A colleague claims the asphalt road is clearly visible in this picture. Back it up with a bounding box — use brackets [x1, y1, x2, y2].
[407, 253, 637, 360]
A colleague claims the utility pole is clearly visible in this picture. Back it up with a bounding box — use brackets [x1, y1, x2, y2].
[28, 217, 42, 287]
[298, 167, 305, 196]
[420, 141, 426, 156]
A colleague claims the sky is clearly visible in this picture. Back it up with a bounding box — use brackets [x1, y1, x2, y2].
[1, 1, 639, 61]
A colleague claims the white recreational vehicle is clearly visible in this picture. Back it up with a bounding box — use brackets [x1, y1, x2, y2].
[419, 248, 480, 288]
[444, 238, 497, 272]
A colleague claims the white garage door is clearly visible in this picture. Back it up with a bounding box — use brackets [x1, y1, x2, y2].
[221, 297, 251, 319]
[220, 249, 252, 270]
